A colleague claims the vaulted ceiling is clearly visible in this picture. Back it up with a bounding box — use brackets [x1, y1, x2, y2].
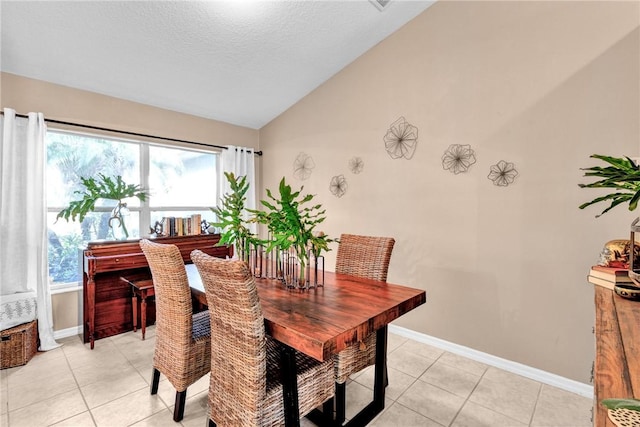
[1, 0, 435, 129]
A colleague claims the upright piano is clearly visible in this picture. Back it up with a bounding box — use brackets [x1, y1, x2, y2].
[82, 234, 231, 348]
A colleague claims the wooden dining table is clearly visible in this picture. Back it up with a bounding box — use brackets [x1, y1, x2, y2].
[185, 263, 426, 427]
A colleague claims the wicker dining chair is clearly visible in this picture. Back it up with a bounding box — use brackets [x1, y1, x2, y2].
[139, 239, 211, 422]
[333, 233, 395, 423]
[190, 249, 335, 427]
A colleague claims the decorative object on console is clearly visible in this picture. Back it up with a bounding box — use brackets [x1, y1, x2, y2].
[487, 160, 518, 186]
[293, 152, 315, 180]
[442, 144, 476, 174]
[613, 284, 640, 301]
[56, 173, 149, 240]
[601, 398, 640, 427]
[384, 116, 418, 160]
[596, 239, 640, 269]
[329, 174, 348, 198]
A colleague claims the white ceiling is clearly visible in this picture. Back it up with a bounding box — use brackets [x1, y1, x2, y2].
[1, 0, 435, 129]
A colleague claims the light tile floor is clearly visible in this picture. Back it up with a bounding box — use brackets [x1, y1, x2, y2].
[0, 326, 593, 427]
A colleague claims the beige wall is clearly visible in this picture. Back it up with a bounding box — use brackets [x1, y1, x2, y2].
[1, 72, 259, 149]
[1, 72, 260, 333]
[260, 1, 640, 383]
[51, 292, 81, 333]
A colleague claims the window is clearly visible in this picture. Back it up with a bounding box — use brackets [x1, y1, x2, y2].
[46, 130, 219, 290]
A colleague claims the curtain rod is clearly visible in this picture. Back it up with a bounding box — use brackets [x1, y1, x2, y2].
[1, 111, 263, 156]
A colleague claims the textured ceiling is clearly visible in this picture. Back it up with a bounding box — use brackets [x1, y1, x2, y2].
[1, 0, 435, 129]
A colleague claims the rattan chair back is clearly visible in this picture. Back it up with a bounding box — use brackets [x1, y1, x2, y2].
[140, 239, 194, 351]
[336, 234, 395, 282]
[191, 250, 267, 425]
[333, 233, 396, 423]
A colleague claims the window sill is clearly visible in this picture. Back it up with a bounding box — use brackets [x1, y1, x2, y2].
[50, 283, 82, 295]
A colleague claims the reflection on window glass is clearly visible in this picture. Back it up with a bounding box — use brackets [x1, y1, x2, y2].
[46, 131, 140, 208]
[149, 146, 217, 207]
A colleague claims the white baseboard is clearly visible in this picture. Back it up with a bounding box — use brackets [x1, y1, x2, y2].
[53, 325, 82, 340]
[388, 324, 594, 399]
[50, 323, 594, 398]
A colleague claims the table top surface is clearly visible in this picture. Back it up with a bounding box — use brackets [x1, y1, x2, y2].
[185, 263, 426, 361]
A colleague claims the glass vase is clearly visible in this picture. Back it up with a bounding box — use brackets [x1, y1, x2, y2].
[109, 202, 130, 240]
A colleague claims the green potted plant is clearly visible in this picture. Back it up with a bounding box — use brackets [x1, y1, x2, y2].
[210, 172, 256, 261]
[579, 154, 640, 217]
[579, 154, 640, 272]
[56, 174, 149, 240]
[253, 177, 332, 287]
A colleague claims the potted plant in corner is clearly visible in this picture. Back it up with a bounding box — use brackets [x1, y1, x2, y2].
[56, 173, 149, 240]
[579, 154, 640, 217]
[579, 154, 640, 273]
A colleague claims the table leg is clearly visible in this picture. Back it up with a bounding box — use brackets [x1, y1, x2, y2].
[140, 290, 147, 340]
[372, 326, 388, 411]
[132, 293, 138, 333]
[280, 343, 300, 427]
[344, 325, 388, 427]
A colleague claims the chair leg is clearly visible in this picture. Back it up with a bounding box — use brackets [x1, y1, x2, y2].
[173, 390, 187, 422]
[150, 368, 160, 395]
[336, 382, 346, 424]
[323, 397, 334, 419]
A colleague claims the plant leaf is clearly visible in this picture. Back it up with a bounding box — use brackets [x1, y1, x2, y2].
[601, 398, 640, 411]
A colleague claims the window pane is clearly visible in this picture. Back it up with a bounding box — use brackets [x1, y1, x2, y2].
[149, 146, 217, 207]
[47, 213, 84, 285]
[48, 209, 142, 284]
[46, 131, 141, 208]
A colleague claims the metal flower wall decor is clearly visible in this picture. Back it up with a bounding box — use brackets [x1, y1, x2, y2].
[293, 152, 315, 181]
[349, 157, 364, 174]
[384, 117, 418, 160]
[488, 160, 518, 186]
[330, 174, 348, 198]
[442, 144, 476, 174]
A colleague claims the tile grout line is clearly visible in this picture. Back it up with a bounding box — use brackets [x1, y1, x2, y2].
[447, 363, 489, 427]
[528, 382, 544, 427]
[61, 340, 99, 427]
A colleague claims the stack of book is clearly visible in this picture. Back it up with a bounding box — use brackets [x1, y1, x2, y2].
[588, 265, 633, 290]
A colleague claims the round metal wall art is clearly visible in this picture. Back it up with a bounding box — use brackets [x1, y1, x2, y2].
[349, 157, 364, 174]
[293, 152, 315, 180]
[442, 144, 476, 174]
[329, 174, 348, 198]
[384, 116, 418, 160]
[488, 160, 518, 186]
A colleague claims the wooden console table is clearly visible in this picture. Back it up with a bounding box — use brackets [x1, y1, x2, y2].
[83, 234, 231, 348]
[592, 283, 640, 426]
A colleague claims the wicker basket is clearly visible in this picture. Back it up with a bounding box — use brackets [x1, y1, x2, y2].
[1, 320, 38, 369]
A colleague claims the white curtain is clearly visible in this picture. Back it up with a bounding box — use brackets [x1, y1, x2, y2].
[220, 145, 257, 234]
[0, 108, 60, 350]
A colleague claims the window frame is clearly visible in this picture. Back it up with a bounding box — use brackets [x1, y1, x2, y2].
[46, 128, 222, 292]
